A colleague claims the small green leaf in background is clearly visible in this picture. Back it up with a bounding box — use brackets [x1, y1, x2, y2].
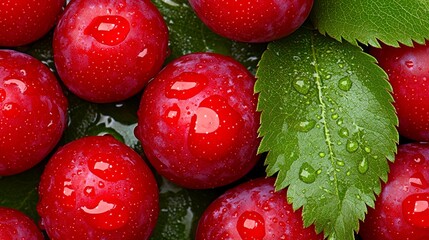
[255, 28, 398, 240]
[311, 0, 429, 47]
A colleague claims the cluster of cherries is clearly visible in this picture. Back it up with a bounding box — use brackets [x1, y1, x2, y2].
[2, 0, 429, 240]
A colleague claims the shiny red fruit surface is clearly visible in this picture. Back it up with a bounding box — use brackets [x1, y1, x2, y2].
[0, 50, 68, 176]
[188, 0, 313, 42]
[0, 207, 44, 240]
[135, 52, 260, 189]
[0, 0, 65, 46]
[359, 143, 429, 240]
[196, 177, 323, 240]
[37, 135, 159, 240]
[53, 0, 169, 103]
[370, 41, 429, 141]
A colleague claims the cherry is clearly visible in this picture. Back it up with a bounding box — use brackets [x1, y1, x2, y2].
[196, 177, 323, 240]
[135, 52, 260, 189]
[0, 0, 65, 46]
[0, 49, 68, 176]
[370, 41, 429, 141]
[188, 0, 314, 42]
[0, 207, 43, 240]
[53, 0, 169, 103]
[359, 143, 429, 240]
[37, 135, 159, 240]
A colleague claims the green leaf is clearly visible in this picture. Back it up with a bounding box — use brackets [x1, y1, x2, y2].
[255, 28, 398, 239]
[0, 163, 44, 222]
[151, 0, 266, 73]
[311, 0, 429, 47]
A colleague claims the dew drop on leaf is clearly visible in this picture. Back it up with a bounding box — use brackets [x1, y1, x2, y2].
[346, 139, 359, 153]
[338, 76, 352, 91]
[297, 119, 316, 132]
[299, 162, 317, 184]
[292, 78, 310, 95]
[358, 158, 369, 174]
[336, 160, 345, 166]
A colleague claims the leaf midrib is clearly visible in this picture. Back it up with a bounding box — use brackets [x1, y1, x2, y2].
[310, 34, 340, 200]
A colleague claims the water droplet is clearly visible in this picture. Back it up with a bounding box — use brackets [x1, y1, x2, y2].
[98, 181, 105, 188]
[316, 169, 322, 175]
[292, 78, 310, 95]
[137, 48, 148, 58]
[402, 193, 429, 228]
[237, 211, 265, 240]
[164, 104, 180, 125]
[297, 119, 316, 132]
[336, 161, 345, 166]
[331, 113, 339, 120]
[165, 72, 208, 99]
[405, 60, 414, 68]
[319, 152, 326, 158]
[338, 127, 349, 138]
[4, 79, 27, 93]
[88, 154, 126, 182]
[358, 158, 369, 174]
[84, 186, 95, 197]
[188, 95, 243, 159]
[61, 180, 76, 209]
[409, 172, 429, 189]
[364, 147, 371, 153]
[84, 15, 130, 46]
[292, 55, 301, 61]
[346, 171, 351, 176]
[80, 199, 130, 230]
[338, 77, 352, 91]
[346, 139, 359, 153]
[299, 162, 317, 184]
[336, 118, 343, 126]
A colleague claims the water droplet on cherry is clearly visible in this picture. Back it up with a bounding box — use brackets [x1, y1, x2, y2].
[61, 180, 76, 209]
[164, 104, 180, 125]
[405, 60, 414, 68]
[165, 72, 208, 100]
[80, 199, 130, 230]
[88, 154, 126, 182]
[409, 172, 428, 189]
[402, 193, 429, 228]
[4, 79, 27, 93]
[236, 211, 265, 240]
[0, 88, 5, 102]
[84, 15, 130, 46]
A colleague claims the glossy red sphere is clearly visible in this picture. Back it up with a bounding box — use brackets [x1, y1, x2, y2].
[0, 207, 44, 240]
[135, 52, 260, 189]
[196, 177, 323, 239]
[188, 0, 314, 42]
[37, 135, 159, 240]
[54, 0, 169, 103]
[371, 42, 429, 141]
[0, 0, 65, 46]
[360, 143, 429, 240]
[0, 50, 68, 176]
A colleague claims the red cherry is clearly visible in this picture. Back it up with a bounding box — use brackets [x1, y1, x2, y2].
[0, 207, 44, 240]
[37, 135, 159, 240]
[0, 0, 65, 46]
[188, 0, 314, 42]
[135, 52, 260, 189]
[360, 143, 429, 239]
[0, 49, 68, 176]
[54, 0, 169, 103]
[196, 177, 323, 240]
[370, 41, 429, 141]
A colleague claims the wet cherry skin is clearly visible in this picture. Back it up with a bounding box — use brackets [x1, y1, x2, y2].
[0, 207, 44, 240]
[135, 52, 260, 189]
[0, 50, 68, 176]
[0, 0, 65, 46]
[188, 0, 314, 43]
[196, 177, 323, 240]
[370, 41, 429, 141]
[359, 143, 429, 240]
[54, 0, 169, 103]
[37, 135, 159, 240]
